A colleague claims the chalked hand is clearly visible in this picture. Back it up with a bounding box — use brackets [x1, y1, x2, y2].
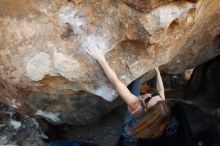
[86, 43, 105, 61]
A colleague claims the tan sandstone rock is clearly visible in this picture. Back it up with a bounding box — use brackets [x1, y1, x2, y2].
[0, 0, 220, 124]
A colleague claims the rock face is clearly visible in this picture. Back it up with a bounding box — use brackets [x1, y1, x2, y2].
[0, 0, 220, 125]
[185, 55, 220, 118]
[0, 104, 46, 146]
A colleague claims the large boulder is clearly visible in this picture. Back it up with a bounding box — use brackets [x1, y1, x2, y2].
[0, 0, 220, 125]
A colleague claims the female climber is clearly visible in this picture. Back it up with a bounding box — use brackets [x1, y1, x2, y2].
[86, 44, 171, 146]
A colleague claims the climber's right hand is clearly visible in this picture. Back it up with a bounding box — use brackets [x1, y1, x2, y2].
[154, 66, 160, 73]
[86, 43, 105, 61]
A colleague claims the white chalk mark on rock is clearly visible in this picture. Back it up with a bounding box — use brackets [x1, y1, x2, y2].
[59, 4, 112, 55]
[84, 35, 110, 55]
[10, 120, 21, 130]
[11, 99, 21, 109]
[59, 5, 87, 38]
[95, 86, 117, 101]
[35, 110, 61, 123]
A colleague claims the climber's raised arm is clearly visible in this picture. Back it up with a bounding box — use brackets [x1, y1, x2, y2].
[86, 44, 139, 111]
[155, 67, 165, 100]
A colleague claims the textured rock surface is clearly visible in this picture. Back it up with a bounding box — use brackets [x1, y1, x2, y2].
[185, 55, 220, 118]
[0, 104, 46, 146]
[0, 0, 220, 124]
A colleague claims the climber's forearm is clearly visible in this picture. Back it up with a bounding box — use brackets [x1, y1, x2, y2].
[155, 69, 165, 100]
[98, 57, 118, 86]
[98, 57, 138, 109]
[85, 43, 138, 109]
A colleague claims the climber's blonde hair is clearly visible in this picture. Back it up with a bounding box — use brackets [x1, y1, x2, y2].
[131, 100, 171, 138]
